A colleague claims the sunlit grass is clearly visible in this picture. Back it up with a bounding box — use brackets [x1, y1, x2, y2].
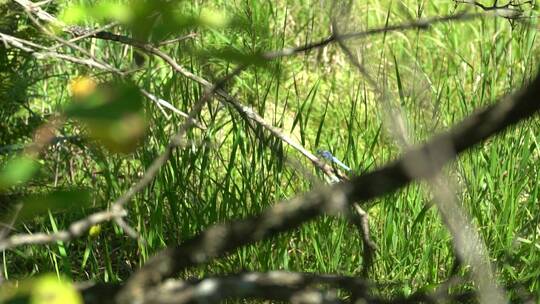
[3, 0, 539, 299]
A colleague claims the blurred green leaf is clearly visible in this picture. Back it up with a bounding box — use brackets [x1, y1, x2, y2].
[95, 1, 133, 23]
[198, 8, 230, 28]
[0, 273, 82, 304]
[60, 1, 132, 24]
[59, 5, 86, 24]
[18, 189, 91, 222]
[60, 0, 234, 43]
[130, 0, 194, 43]
[65, 81, 144, 120]
[84, 112, 147, 153]
[65, 80, 147, 153]
[0, 156, 41, 190]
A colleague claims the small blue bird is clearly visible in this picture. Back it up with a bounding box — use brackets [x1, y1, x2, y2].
[317, 149, 352, 183]
[317, 149, 352, 172]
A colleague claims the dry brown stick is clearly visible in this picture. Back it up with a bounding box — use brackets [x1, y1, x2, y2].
[12, 0, 61, 26]
[116, 71, 540, 303]
[48, 22, 121, 51]
[0, 31, 112, 70]
[157, 32, 197, 46]
[145, 272, 345, 304]
[346, 203, 377, 277]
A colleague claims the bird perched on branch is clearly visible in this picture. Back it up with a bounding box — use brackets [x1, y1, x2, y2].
[317, 149, 352, 183]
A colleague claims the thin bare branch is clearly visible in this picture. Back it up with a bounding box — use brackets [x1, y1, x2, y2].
[0, 31, 111, 70]
[157, 32, 197, 46]
[263, 12, 484, 59]
[0, 208, 126, 251]
[453, 0, 535, 19]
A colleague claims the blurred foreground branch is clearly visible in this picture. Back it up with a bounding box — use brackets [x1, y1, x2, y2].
[80, 271, 485, 304]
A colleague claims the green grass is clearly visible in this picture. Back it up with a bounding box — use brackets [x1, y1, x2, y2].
[2, 0, 540, 300]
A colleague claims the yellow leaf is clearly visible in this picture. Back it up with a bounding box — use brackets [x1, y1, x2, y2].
[32, 274, 83, 304]
[0, 274, 82, 304]
[88, 224, 102, 238]
[199, 8, 229, 28]
[69, 76, 97, 99]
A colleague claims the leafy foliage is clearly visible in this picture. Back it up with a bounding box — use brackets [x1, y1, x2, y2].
[0, 156, 41, 190]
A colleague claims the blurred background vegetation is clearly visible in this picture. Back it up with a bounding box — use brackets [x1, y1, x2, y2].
[0, 0, 539, 301]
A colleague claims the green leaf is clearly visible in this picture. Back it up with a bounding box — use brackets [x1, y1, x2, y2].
[59, 5, 86, 24]
[60, 1, 133, 24]
[0, 156, 41, 190]
[65, 81, 144, 120]
[17, 189, 91, 222]
[0, 273, 82, 304]
[94, 1, 133, 23]
[65, 80, 147, 153]
[198, 8, 229, 28]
